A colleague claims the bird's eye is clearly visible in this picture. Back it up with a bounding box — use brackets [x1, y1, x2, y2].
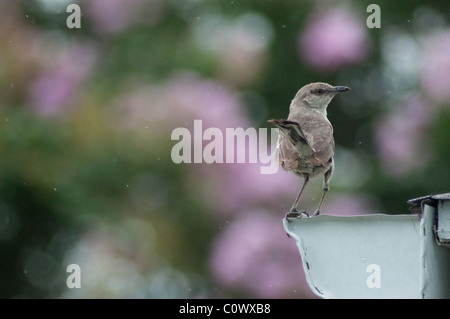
[316, 89, 324, 94]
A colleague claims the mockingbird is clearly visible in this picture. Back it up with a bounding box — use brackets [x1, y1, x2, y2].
[268, 82, 350, 216]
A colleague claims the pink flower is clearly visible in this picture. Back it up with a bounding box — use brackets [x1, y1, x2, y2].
[299, 8, 370, 71]
[165, 73, 248, 130]
[194, 162, 299, 216]
[83, 0, 160, 35]
[209, 210, 314, 298]
[108, 72, 248, 134]
[420, 29, 450, 103]
[321, 193, 380, 216]
[374, 94, 432, 177]
[28, 43, 97, 116]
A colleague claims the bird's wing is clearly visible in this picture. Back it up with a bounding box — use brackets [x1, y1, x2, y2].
[267, 119, 313, 151]
[268, 118, 334, 167]
[299, 116, 335, 167]
[268, 119, 312, 170]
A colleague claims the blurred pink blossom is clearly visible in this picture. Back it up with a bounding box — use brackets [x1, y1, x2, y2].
[321, 193, 380, 216]
[166, 73, 249, 130]
[299, 8, 370, 71]
[83, 0, 162, 35]
[109, 72, 248, 132]
[194, 162, 299, 216]
[28, 43, 97, 116]
[375, 94, 432, 177]
[420, 29, 450, 103]
[209, 210, 314, 298]
[222, 163, 298, 212]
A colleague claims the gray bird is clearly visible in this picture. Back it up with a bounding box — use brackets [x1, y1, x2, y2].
[268, 82, 350, 216]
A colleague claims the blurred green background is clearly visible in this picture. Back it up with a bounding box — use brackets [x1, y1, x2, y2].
[1, 0, 450, 298]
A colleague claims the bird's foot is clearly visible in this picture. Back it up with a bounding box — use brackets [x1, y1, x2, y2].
[286, 209, 309, 219]
[312, 210, 320, 216]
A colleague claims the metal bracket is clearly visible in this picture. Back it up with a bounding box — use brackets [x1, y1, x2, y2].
[408, 193, 450, 247]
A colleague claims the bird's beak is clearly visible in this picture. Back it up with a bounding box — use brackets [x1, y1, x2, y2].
[332, 86, 351, 93]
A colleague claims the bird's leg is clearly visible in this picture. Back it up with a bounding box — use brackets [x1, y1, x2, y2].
[290, 175, 309, 214]
[313, 187, 328, 216]
[313, 167, 333, 216]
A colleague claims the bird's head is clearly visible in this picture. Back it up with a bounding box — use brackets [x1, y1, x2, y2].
[291, 82, 350, 115]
